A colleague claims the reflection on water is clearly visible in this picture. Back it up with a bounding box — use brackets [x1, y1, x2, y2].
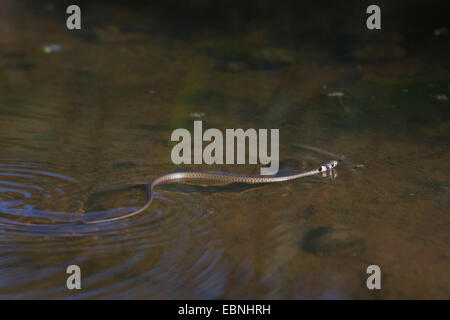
[0, 1, 449, 299]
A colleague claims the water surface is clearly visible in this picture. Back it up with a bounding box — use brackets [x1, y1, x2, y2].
[0, 1, 449, 299]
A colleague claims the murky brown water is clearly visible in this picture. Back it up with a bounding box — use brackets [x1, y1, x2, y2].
[0, 1, 449, 299]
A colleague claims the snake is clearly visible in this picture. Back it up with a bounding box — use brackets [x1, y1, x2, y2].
[86, 160, 338, 224]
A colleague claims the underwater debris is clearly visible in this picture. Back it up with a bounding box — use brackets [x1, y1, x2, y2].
[189, 112, 206, 119]
[433, 27, 448, 36]
[42, 44, 61, 53]
[327, 92, 345, 97]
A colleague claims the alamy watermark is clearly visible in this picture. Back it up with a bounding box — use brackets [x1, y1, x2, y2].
[66, 265, 81, 290]
[66, 5, 81, 30]
[171, 121, 279, 175]
[366, 5, 381, 30]
[366, 265, 381, 290]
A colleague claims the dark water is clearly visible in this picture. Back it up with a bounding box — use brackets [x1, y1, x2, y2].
[0, 0, 449, 298]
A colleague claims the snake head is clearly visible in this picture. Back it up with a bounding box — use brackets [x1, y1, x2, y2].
[318, 160, 339, 172]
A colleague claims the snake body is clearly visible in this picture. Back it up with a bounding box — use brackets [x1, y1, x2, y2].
[86, 160, 338, 224]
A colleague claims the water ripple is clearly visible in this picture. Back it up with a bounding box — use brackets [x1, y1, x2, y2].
[0, 159, 223, 298]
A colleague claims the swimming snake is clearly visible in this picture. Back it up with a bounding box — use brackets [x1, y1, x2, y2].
[86, 160, 338, 224]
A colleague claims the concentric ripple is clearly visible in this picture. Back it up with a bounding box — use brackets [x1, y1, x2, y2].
[0, 159, 224, 298]
[0, 159, 215, 250]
